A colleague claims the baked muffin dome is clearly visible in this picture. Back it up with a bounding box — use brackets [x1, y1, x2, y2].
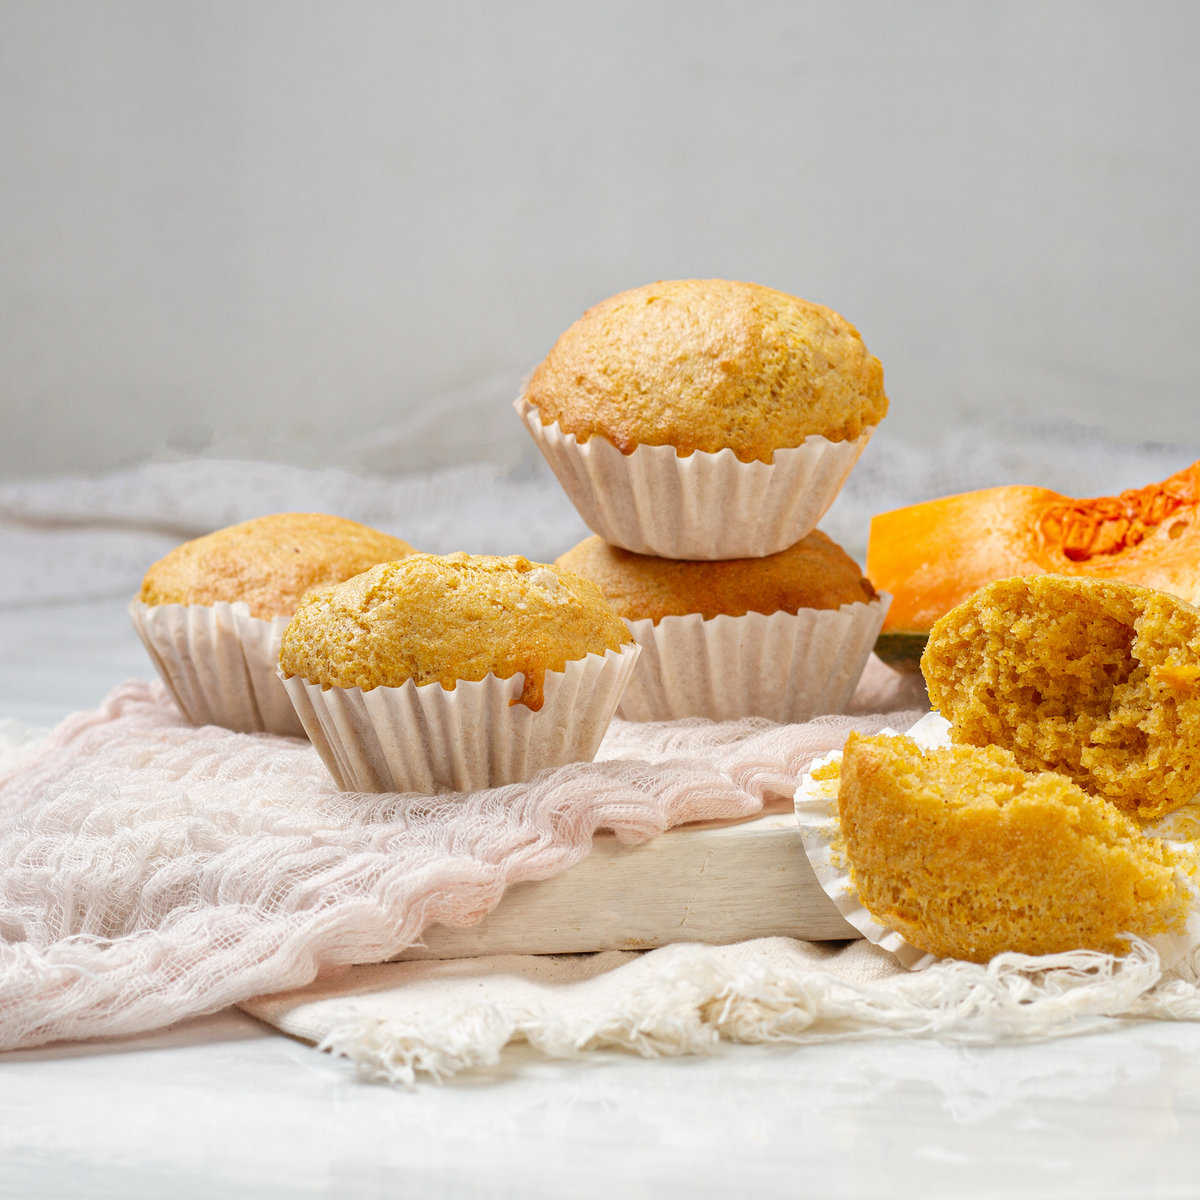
[524, 279, 887, 464]
[838, 733, 1189, 962]
[555, 531, 877, 623]
[278, 552, 633, 710]
[139, 513, 415, 619]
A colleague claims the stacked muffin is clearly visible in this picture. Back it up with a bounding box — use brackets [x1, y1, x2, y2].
[129, 277, 892, 790]
[519, 279, 891, 721]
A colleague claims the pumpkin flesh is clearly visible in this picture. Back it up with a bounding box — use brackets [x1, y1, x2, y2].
[867, 461, 1200, 641]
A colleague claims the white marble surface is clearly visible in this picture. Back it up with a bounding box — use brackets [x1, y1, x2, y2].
[7, 1007, 1200, 1200]
[7, 600, 1200, 1198]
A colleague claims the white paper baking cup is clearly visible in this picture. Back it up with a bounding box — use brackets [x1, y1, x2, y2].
[129, 599, 305, 737]
[794, 713, 1200, 970]
[279, 642, 642, 794]
[617, 595, 889, 722]
[516, 393, 873, 559]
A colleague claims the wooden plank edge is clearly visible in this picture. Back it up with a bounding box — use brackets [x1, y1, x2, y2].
[399, 811, 856, 961]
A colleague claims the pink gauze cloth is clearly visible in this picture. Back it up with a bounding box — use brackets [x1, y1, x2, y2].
[0, 659, 926, 1052]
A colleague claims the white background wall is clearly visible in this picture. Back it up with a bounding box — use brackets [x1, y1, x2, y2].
[3, 1, 1197, 479]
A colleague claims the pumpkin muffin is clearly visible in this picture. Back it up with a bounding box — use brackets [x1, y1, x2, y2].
[837, 732, 1191, 963]
[516, 280, 887, 560]
[139, 513, 414, 618]
[278, 554, 641, 793]
[524, 279, 887, 463]
[131, 513, 414, 737]
[280, 552, 632, 710]
[554, 532, 887, 722]
[922, 576, 1200, 821]
[555, 531, 877, 622]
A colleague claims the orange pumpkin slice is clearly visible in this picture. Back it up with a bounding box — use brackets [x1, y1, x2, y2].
[868, 460, 1200, 669]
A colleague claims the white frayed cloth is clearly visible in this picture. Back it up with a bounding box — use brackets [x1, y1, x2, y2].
[0, 662, 922, 1052]
[245, 934, 1200, 1087]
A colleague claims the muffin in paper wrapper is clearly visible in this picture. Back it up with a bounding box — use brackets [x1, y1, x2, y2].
[516, 394, 873, 560]
[794, 713, 1200, 970]
[280, 642, 641, 794]
[129, 599, 305, 738]
[617, 595, 889, 723]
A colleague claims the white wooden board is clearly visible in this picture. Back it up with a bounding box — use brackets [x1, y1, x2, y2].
[400, 801, 855, 960]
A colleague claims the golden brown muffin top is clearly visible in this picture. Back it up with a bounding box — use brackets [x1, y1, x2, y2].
[836, 732, 1189, 963]
[922, 575, 1200, 821]
[524, 279, 888, 464]
[554, 531, 877, 623]
[139, 513, 415, 619]
[278, 552, 633, 710]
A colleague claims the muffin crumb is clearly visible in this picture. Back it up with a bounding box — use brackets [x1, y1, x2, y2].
[838, 732, 1191, 962]
[923, 575, 1200, 820]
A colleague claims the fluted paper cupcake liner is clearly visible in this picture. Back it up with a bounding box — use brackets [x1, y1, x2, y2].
[279, 642, 642, 794]
[516, 393, 873, 560]
[794, 713, 1200, 970]
[129, 599, 306, 737]
[617, 595, 889, 723]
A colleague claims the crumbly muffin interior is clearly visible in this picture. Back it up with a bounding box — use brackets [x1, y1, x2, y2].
[922, 576, 1200, 820]
[838, 733, 1191, 962]
[279, 553, 633, 709]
